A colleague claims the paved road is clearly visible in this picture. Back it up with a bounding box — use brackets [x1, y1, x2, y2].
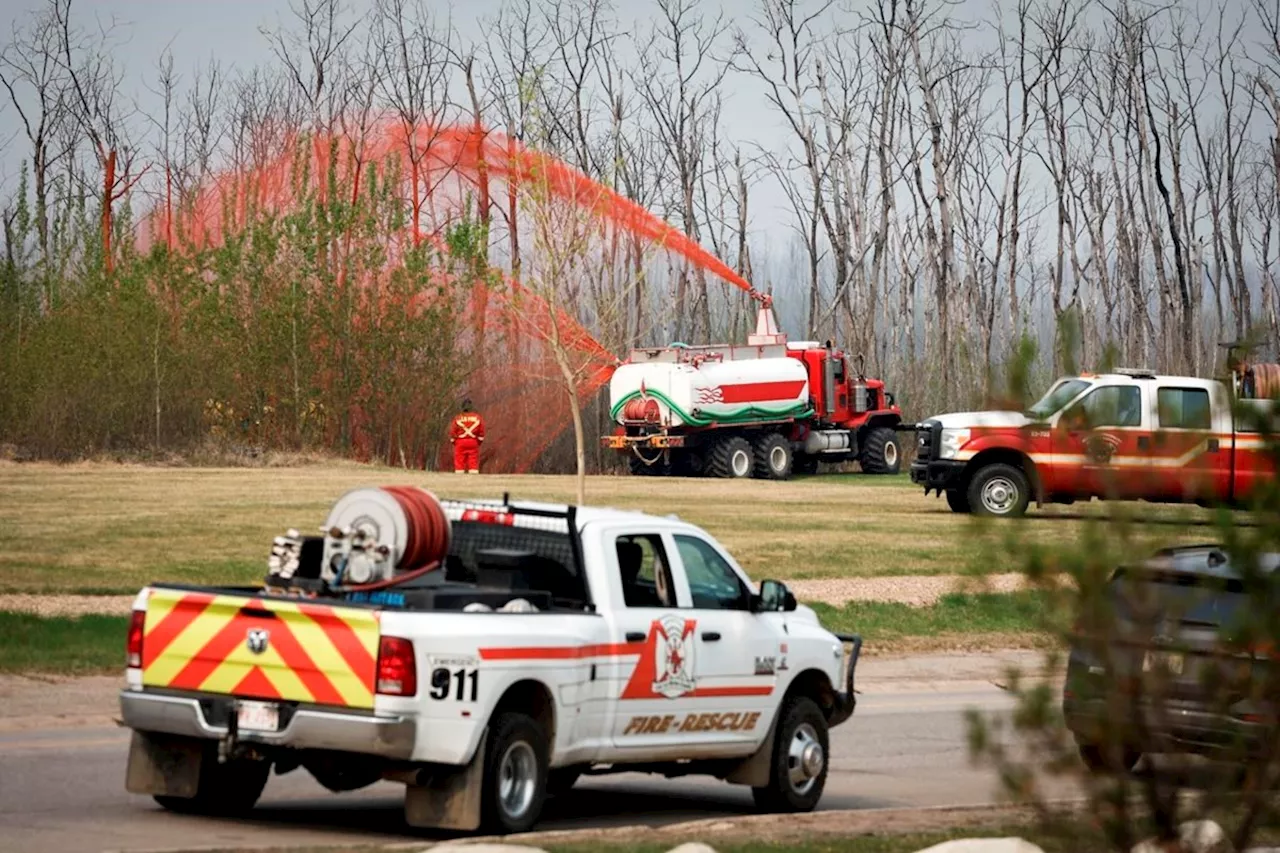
[0, 684, 1069, 853]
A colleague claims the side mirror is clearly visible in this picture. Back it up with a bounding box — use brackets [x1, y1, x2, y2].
[758, 579, 797, 613]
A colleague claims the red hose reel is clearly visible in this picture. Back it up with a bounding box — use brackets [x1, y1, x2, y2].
[320, 486, 452, 590]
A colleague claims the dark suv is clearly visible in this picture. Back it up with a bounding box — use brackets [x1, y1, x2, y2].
[1064, 544, 1280, 773]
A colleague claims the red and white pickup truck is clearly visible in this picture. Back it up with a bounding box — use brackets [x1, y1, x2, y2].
[910, 369, 1276, 517]
[120, 491, 861, 834]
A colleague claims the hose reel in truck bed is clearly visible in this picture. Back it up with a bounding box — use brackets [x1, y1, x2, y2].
[266, 486, 452, 592]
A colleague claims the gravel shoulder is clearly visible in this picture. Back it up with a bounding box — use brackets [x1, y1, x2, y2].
[0, 574, 1037, 618]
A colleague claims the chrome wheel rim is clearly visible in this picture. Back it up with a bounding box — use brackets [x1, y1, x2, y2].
[981, 476, 1018, 514]
[497, 741, 538, 820]
[787, 723, 824, 795]
[883, 440, 898, 468]
[769, 445, 788, 473]
[731, 448, 751, 477]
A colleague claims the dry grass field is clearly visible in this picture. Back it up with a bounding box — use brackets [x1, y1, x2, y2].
[0, 462, 1227, 595]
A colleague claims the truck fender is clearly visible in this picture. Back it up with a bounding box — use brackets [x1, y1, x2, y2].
[404, 729, 487, 831]
[723, 715, 779, 787]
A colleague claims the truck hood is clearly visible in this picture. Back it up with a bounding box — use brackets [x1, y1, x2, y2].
[926, 411, 1033, 430]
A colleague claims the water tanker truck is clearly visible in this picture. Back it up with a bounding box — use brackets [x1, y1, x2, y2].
[602, 299, 904, 479]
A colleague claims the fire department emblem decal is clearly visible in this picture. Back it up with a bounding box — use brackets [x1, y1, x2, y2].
[651, 614, 697, 699]
[1084, 433, 1122, 464]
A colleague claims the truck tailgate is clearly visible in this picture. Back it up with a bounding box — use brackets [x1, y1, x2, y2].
[140, 588, 380, 710]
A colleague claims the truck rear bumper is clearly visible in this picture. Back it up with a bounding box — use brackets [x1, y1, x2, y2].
[119, 689, 416, 759]
[603, 434, 687, 450]
[910, 459, 966, 492]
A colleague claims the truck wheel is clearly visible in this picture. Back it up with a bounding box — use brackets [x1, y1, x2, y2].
[967, 464, 1031, 517]
[753, 433, 793, 480]
[153, 744, 271, 816]
[793, 454, 819, 475]
[482, 712, 548, 834]
[859, 427, 901, 475]
[945, 490, 970, 513]
[752, 696, 829, 813]
[708, 436, 754, 479]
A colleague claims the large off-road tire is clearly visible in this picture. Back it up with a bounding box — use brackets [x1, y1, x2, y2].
[793, 453, 820, 475]
[945, 489, 971, 513]
[153, 743, 271, 816]
[1077, 740, 1142, 776]
[629, 455, 669, 476]
[481, 712, 549, 834]
[752, 696, 829, 813]
[753, 433, 793, 480]
[859, 427, 901, 475]
[967, 463, 1031, 518]
[707, 435, 754, 479]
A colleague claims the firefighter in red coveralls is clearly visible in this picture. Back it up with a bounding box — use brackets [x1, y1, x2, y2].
[449, 400, 485, 473]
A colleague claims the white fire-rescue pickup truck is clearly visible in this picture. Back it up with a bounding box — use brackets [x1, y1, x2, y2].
[120, 492, 861, 834]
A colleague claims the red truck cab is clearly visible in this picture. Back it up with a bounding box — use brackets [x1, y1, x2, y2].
[909, 369, 1276, 517]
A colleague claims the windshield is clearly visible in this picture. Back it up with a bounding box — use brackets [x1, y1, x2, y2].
[1026, 379, 1090, 420]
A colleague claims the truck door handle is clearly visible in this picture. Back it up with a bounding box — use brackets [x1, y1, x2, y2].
[625, 632, 645, 643]
[702, 631, 721, 642]
[1206, 438, 1220, 452]
[1137, 436, 1150, 450]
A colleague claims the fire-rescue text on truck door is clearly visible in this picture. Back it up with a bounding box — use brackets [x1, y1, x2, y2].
[605, 532, 696, 751]
[668, 534, 779, 748]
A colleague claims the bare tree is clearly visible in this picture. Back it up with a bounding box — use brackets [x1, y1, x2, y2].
[54, 0, 145, 279]
[0, 0, 73, 299]
[637, 0, 731, 343]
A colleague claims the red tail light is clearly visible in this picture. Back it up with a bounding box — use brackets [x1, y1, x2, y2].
[376, 636, 417, 696]
[126, 609, 146, 668]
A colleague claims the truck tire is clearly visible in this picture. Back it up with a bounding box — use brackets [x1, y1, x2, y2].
[708, 436, 754, 479]
[153, 744, 271, 816]
[793, 453, 819, 475]
[753, 433, 793, 480]
[967, 463, 1031, 518]
[482, 712, 549, 834]
[859, 427, 901, 475]
[751, 696, 829, 813]
[945, 490, 970, 513]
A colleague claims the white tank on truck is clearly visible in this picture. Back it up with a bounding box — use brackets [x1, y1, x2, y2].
[602, 300, 905, 480]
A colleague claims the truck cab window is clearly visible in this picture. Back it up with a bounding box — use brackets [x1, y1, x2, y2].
[616, 534, 675, 608]
[1157, 388, 1211, 430]
[1067, 385, 1142, 429]
[674, 535, 750, 611]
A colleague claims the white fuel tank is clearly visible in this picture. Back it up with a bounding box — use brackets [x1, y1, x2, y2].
[610, 355, 812, 428]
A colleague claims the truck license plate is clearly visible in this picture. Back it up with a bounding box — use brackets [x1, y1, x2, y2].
[1142, 651, 1184, 676]
[237, 701, 280, 732]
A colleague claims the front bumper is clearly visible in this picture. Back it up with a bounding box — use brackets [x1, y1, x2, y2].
[602, 433, 687, 451]
[830, 633, 863, 727]
[119, 689, 416, 759]
[910, 458, 966, 492]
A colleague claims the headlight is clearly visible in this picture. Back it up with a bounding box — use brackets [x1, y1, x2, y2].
[938, 428, 971, 459]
